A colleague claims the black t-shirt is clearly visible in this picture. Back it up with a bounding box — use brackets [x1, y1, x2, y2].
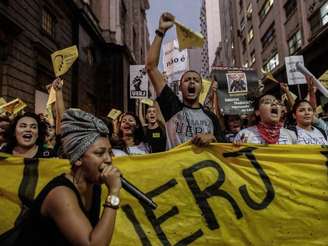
[144, 126, 166, 153]
[14, 174, 100, 246]
[156, 85, 225, 149]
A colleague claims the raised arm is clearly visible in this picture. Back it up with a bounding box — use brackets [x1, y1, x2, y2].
[52, 78, 65, 135]
[305, 75, 317, 109]
[146, 12, 175, 96]
[138, 100, 146, 127]
[280, 83, 295, 110]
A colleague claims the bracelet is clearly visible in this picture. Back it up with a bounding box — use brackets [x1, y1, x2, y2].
[103, 202, 119, 209]
[155, 29, 165, 38]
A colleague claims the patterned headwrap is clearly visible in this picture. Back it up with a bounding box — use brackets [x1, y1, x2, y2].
[61, 108, 109, 163]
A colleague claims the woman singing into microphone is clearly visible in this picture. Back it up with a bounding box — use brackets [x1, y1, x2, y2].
[13, 109, 122, 245]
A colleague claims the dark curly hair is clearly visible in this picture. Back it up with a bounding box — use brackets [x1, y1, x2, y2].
[118, 112, 146, 145]
[4, 112, 48, 152]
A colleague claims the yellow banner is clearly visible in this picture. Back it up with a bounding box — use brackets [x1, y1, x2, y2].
[175, 21, 204, 50]
[1, 144, 328, 245]
[51, 45, 78, 77]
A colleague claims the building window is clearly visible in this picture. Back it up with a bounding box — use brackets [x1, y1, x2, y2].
[261, 23, 275, 49]
[133, 28, 137, 52]
[247, 27, 254, 43]
[310, 2, 328, 34]
[247, 3, 253, 14]
[0, 41, 7, 61]
[247, 3, 253, 20]
[288, 30, 302, 54]
[251, 50, 256, 65]
[263, 53, 279, 72]
[321, 1, 328, 26]
[242, 39, 246, 53]
[284, 0, 297, 19]
[41, 9, 55, 38]
[120, 1, 127, 43]
[240, 17, 246, 31]
[239, 0, 243, 12]
[86, 48, 94, 65]
[259, 0, 274, 21]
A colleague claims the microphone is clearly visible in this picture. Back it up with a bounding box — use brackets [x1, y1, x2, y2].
[121, 176, 157, 210]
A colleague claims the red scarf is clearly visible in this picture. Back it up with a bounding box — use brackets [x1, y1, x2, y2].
[256, 122, 283, 144]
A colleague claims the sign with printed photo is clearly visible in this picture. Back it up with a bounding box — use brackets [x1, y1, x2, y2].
[212, 67, 259, 115]
[285, 56, 306, 85]
[226, 72, 248, 94]
[130, 65, 148, 99]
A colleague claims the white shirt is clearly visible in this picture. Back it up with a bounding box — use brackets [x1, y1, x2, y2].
[234, 126, 297, 144]
[295, 126, 328, 145]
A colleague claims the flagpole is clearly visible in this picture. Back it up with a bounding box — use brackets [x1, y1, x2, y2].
[297, 84, 302, 99]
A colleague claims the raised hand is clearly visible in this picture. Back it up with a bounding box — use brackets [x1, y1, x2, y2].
[159, 12, 175, 33]
[100, 164, 122, 195]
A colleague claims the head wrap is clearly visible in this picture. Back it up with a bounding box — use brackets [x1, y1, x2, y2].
[61, 109, 109, 163]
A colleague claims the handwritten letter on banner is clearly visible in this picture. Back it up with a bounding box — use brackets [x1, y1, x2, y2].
[0, 144, 327, 245]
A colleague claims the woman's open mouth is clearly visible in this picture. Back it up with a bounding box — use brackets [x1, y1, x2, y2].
[188, 87, 196, 94]
[271, 108, 278, 116]
[22, 133, 33, 141]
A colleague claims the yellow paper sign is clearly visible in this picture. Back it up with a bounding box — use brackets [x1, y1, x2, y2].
[175, 21, 204, 50]
[0, 98, 27, 115]
[319, 70, 328, 89]
[0, 97, 7, 106]
[107, 109, 122, 120]
[1, 144, 328, 245]
[199, 79, 212, 104]
[140, 98, 154, 106]
[265, 72, 280, 84]
[51, 45, 78, 77]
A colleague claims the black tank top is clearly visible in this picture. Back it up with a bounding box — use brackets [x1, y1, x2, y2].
[15, 174, 101, 246]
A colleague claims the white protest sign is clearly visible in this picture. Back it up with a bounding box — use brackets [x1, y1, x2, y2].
[163, 39, 189, 77]
[130, 65, 148, 99]
[285, 56, 306, 85]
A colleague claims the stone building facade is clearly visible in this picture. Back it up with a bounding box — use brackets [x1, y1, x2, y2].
[216, 0, 328, 98]
[0, 0, 149, 116]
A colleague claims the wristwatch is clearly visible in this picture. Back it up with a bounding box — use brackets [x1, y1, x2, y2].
[104, 195, 120, 209]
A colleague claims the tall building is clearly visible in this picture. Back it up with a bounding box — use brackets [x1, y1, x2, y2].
[188, 48, 202, 73]
[0, 0, 149, 116]
[214, 0, 236, 67]
[217, 0, 328, 90]
[200, 0, 221, 78]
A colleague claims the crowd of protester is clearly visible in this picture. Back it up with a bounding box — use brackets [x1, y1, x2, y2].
[1, 11, 328, 246]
